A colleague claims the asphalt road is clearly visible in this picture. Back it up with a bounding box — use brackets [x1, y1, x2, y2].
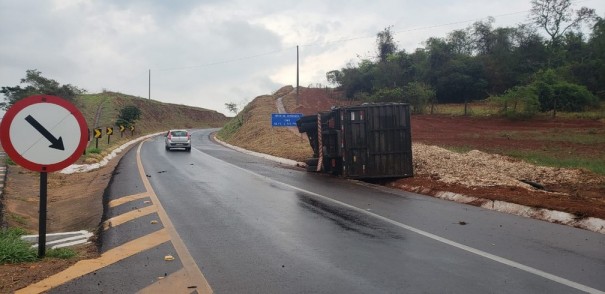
[43, 128, 605, 293]
[142, 129, 605, 293]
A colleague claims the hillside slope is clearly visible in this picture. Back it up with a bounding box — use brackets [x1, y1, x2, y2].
[217, 86, 313, 161]
[77, 91, 228, 133]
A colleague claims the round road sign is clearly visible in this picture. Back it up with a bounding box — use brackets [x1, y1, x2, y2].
[0, 95, 88, 172]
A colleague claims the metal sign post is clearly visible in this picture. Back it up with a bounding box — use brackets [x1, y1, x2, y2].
[0, 95, 88, 257]
[38, 171, 47, 258]
[106, 127, 113, 144]
[94, 128, 102, 148]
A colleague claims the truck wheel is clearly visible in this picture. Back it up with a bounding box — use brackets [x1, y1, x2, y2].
[305, 158, 319, 166]
[306, 165, 318, 172]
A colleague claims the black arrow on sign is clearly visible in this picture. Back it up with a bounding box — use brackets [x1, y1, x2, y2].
[25, 115, 65, 150]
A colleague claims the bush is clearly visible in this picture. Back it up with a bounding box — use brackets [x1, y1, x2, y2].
[368, 87, 404, 103]
[0, 228, 37, 264]
[86, 147, 101, 154]
[548, 82, 599, 112]
[533, 69, 599, 113]
[495, 86, 540, 118]
[403, 82, 436, 114]
[367, 82, 436, 114]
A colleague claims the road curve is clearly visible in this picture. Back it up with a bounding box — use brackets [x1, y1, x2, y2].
[140, 129, 605, 293]
[28, 128, 604, 293]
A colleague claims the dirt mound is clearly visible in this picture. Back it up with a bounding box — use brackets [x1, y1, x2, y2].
[412, 143, 603, 188]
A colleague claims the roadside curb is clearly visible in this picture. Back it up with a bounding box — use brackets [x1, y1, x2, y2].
[398, 184, 605, 235]
[61, 132, 164, 174]
[213, 134, 605, 235]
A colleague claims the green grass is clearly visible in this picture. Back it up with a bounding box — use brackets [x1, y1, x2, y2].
[0, 228, 37, 264]
[557, 101, 605, 120]
[86, 147, 102, 154]
[433, 101, 501, 116]
[0, 228, 79, 264]
[46, 247, 77, 259]
[442, 144, 605, 175]
[503, 150, 605, 175]
[494, 129, 605, 145]
[8, 213, 29, 225]
[434, 100, 605, 119]
[78, 92, 119, 128]
[216, 115, 243, 141]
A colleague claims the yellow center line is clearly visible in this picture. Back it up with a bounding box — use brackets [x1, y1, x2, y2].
[102, 204, 157, 230]
[136, 140, 213, 294]
[16, 229, 171, 294]
[108, 192, 150, 208]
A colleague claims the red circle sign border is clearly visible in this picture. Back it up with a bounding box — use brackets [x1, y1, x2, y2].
[0, 95, 88, 173]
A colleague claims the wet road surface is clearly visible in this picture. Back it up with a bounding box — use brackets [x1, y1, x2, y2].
[137, 129, 604, 293]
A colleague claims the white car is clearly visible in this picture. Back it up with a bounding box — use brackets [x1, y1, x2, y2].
[165, 129, 191, 151]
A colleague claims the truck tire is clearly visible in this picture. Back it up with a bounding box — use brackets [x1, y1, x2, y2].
[305, 158, 319, 166]
[306, 165, 318, 172]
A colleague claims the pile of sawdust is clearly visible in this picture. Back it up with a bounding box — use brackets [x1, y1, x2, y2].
[412, 143, 602, 189]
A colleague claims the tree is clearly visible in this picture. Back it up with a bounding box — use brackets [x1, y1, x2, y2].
[403, 82, 436, 114]
[224, 102, 238, 115]
[448, 28, 474, 55]
[0, 69, 85, 110]
[115, 105, 141, 127]
[511, 25, 548, 83]
[530, 0, 596, 62]
[335, 60, 376, 99]
[326, 70, 344, 87]
[496, 86, 540, 118]
[531, 69, 598, 116]
[376, 26, 398, 63]
[225, 101, 245, 126]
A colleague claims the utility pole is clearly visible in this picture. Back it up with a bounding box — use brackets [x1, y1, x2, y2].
[148, 69, 151, 100]
[296, 45, 299, 105]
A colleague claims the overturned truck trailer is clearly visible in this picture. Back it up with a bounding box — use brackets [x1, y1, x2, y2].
[296, 103, 413, 179]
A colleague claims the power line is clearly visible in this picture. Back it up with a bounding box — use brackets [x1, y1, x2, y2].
[155, 48, 293, 71]
[153, 8, 535, 72]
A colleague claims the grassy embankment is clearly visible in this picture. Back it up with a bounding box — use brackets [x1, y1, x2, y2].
[217, 86, 313, 162]
[76, 91, 228, 163]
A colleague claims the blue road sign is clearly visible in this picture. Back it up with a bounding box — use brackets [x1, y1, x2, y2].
[271, 113, 303, 127]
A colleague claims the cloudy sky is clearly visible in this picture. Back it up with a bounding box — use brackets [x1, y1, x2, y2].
[0, 0, 601, 116]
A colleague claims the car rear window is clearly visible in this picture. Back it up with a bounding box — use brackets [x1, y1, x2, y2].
[170, 131, 188, 137]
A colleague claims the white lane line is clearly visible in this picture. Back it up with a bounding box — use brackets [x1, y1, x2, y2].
[201, 144, 605, 294]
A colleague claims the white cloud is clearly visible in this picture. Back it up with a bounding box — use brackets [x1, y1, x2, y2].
[0, 0, 600, 116]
